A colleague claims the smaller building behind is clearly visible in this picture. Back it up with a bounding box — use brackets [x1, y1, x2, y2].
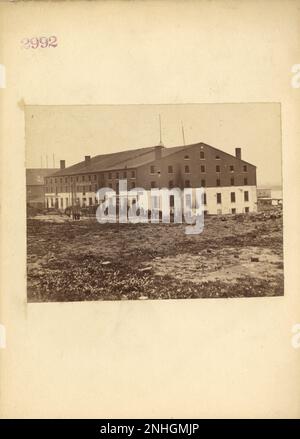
[257, 186, 283, 209]
[26, 168, 58, 208]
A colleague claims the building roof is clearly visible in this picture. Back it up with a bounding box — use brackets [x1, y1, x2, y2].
[26, 168, 59, 186]
[48, 142, 256, 178]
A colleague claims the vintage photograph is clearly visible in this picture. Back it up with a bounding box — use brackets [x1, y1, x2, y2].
[26, 103, 283, 302]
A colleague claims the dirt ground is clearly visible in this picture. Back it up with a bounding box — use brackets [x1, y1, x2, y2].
[27, 212, 284, 302]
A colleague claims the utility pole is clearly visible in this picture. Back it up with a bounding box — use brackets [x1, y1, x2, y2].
[159, 114, 164, 146]
[181, 121, 186, 146]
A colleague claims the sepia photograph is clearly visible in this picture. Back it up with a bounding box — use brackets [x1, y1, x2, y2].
[1, 0, 299, 421]
[26, 103, 283, 302]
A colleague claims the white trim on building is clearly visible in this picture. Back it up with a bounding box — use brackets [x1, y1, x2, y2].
[45, 185, 257, 215]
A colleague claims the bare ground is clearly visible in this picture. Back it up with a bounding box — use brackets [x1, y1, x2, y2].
[27, 213, 284, 302]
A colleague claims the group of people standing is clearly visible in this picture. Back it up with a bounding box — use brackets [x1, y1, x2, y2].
[65, 206, 81, 220]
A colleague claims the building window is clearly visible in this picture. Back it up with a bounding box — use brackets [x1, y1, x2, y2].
[184, 165, 190, 173]
[230, 177, 235, 186]
[203, 193, 207, 205]
[245, 207, 250, 213]
[168, 180, 174, 188]
[83, 186, 86, 195]
[82, 175, 85, 182]
[150, 165, 155, 174]
[131, 181, 136, 189]
[217, 193, 222, 204]
[89, 197, 92, 206]
[51, 198, 54, 207]
[200, 165, 206, 173]
[216, 165, 220, 172]
[151, 181, 156, 188]
[89, 185, 92, 192]
[150, 194, 157, 208]
[200, 151, 205, 159]
[116, 172, 119, 179]
[168, 165, 173, 174]
[108, 172, 112, 179]
[108, 183, 112, 188]
[88, 175, 91, 181]
[216, 179, 221, 186]
[185, 180, 191, 188]
[244, 191, 249, 202]
[184, 155, 190, 160]
[230, 165, 234, 172]
[215, 155, 220, 160]
[94, 175, 97, 181]
[244, 177, 248, 185]
[60, 198, 63, 208]
[231, 208, 236, 214]
[123, 171, 127, 178]
[243, 165, 248, 172]
[131, 170, 136, 178]
[65, 177, 67, 183]
[71, 177, 73, 182]
[230, 192, 236, 203]
[201, 179, 206, 187]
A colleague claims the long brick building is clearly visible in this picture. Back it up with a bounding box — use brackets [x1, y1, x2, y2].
[44, 142, 257, 215]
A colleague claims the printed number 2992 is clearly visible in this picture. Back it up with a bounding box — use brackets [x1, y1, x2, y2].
[21, 36, 58, 49]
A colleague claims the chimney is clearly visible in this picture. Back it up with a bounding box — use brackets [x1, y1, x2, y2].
[155, 145, 163, 161]
[235, 148, 241, 160]
[60, 160, 65, 170]
[85, 155, 91, 165]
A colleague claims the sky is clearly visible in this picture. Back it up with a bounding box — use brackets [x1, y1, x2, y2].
[25, 103, 282, 188]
